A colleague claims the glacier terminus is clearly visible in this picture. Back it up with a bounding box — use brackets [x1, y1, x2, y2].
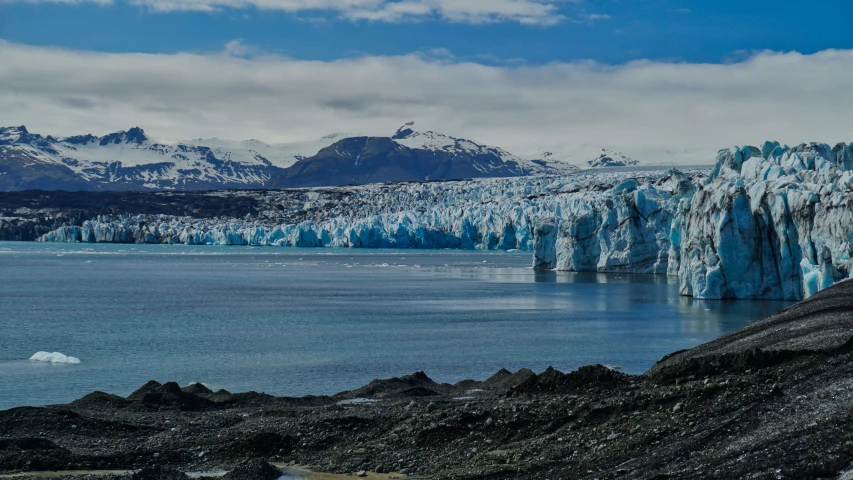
[17, 141, 853, 301]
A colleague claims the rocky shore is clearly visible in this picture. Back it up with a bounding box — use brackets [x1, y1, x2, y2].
[4, 280, 853, 479]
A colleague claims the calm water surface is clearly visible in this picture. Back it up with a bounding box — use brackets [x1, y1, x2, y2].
[0, 242, 791, 409]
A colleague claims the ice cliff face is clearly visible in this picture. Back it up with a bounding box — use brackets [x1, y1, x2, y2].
[538, 141, 853, 300]
[675, 143, 853, 300]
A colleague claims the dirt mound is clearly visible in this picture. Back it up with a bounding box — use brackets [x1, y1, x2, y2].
[126, 381, 216, 411]
[223, 458, 282, 480]
[337, 371, 450, 398]
[181, 383, 213, 395]
[132, 465, 189, 480]
[0, 437, 72, 471]
[0, 438, 68, 454]
[509, 365, 629, 395]
[398, 387, 439, 397]
[224, 432, 296, 458]
[481, 368, 536, 391]
[71, 391, 131, 409]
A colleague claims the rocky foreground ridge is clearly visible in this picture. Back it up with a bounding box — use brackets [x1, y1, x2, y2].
[4, 280, 853, 479]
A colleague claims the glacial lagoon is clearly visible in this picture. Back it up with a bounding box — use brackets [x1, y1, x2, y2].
[0, 243, 791, 410]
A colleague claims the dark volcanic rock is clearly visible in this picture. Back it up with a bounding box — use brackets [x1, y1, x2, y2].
[509, 365, 629, 395]
[336, 371, 452, 399]
[180, 383, 213, 395]
[71, 391, 131, 410]
[222, 458, 281, 480]
[126, 381, 215, 411]
[0, 438, 71, 471]
[225, 432, 296, 459]
[132, 465, 189, 480]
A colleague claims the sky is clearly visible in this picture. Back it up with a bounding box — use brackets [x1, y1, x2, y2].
[1, 0, 852, 163]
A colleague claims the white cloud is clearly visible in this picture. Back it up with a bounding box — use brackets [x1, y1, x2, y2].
[222, 38, 256, 57]
[337, 0, 567, 25]
[0, 0, 112, 4]
[1, 40, 852, 164]
[2, 0, 574, 24]
[577, 12, 610, 23]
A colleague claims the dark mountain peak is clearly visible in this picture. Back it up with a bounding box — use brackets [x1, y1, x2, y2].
[125, 127, 148, 144]
[63, 133, 98, 145]
[313, 136, 370, 158]
[99, 127, 149, 146]
[0, 125, 27, 137]
[392, 121, 416, 140]
[0, 125, 44, 146]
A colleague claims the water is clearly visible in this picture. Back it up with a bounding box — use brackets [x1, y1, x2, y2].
[0, 242, 792, 410]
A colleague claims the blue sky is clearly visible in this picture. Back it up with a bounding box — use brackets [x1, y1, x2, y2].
[1, 0, 852, 163]
[2, 0, 851, 64]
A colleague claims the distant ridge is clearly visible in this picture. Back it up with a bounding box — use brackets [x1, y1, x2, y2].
[0, 122, 577, 191]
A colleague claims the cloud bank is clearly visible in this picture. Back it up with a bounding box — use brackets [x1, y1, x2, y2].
[1, 0, 580, 24]
[1, 40, 852, 164]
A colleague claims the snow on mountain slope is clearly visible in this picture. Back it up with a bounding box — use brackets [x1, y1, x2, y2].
[1, 123, 577, 190]
[0, 126, 285, 189]
[391, 122, 576, 175]
[586, 148, 640, 168]
[520, 146, 641, 169]
[181, 133, 353, 169]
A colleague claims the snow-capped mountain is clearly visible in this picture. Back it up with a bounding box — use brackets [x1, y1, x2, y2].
[391, 121, 555, 172]
[257, 121, 576, 188]
[586, 148, 640, 168]
[179, 133, 354, 169]
[0, 125, 353, 191]
[0, 123, 576, 191]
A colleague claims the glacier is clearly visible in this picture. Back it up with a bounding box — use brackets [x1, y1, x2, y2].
[35, 140, 853, 300]
[39, 169, 701, 252]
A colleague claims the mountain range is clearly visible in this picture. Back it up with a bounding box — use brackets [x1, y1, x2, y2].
[0, 122, 629, 191]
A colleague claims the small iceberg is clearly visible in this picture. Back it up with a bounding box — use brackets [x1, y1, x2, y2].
[29, 351, 81, 364]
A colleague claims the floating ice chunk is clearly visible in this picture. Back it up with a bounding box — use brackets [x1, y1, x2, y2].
[29, 351, 81, 364]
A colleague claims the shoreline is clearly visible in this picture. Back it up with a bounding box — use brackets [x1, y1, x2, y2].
[4, 279, 853, 479]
